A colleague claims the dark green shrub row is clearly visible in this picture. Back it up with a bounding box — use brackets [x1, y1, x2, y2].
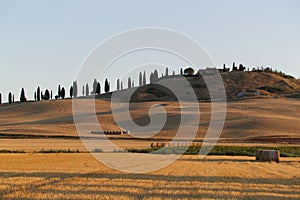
[126, 146, 300, 157]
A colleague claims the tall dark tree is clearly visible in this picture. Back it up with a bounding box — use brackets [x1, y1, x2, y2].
[96, 82, 101, 95]
[37, 87, 41, 101]
[85, 84, 89, 96]
[165, 67, 169, 76]
[128, 77, 131, 89]
[223, 64, 230, 72]
[34, 92, 37, 101]
[61, 87, 65, 99]
[117, 79, 120, 91]
[153, 69, 159, 81]
[82, 85, 85, 96]
[132, 80, 134, 88]
[139, 72, 142, 86]
[173, 70, 175, 76]
[12, 94, 14, 103]
[58, 85, 61, 99]
[44, 89, 50, 100]
[121, 81, 123, 90]
[50, 90, 53, 100]
[60, 87, 66, 99]
[232, 62, 238, 71]
[150, 72, 154, 83]
[41, 91, 43, 100]
[8, 92, 12, 104]
[70, 86, 73, 98]
[143, 71, 146, 85]
[20, 88, 26, 103]
[105, 79, 110, 93]
[0, 93, 2, 104]
[180, 68, 183, 75]
[73, 81, 78, 97]
[92, 79, 97, 94]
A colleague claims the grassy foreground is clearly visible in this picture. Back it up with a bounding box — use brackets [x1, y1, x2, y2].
[0, 153, 299, 199]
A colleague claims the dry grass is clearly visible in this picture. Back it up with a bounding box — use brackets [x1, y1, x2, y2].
[0, 154, 299, 199]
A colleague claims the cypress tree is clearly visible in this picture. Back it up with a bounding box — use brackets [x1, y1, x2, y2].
[96, 82, 101, 95]
[73, 81, 78, 98]
[165, 67, 169, 76]
[117, 79, 120, 91]
[0, 93, 2, 104]
[85, 84, 89, 96]
[50, 90, 53, 100]
[70, 86, 73, 98]
[121, 81, 123, 90]
[82, 85, 85, 96]
[61, 87, 65, 99]
[20, 88, 26, 103]
[8, 92, 12, 104]
[232, 62, 237, 71]
[150, 72, 154, 83]
[92, 79, 97, 94]
[34, 92, 37, 101]
[44, 89, 50, 100]
[154, 70, 158, 81]
[37, 87, 41, 101]
[139, 72, 142, 86]
[105, 79, 110, 93]
[143, 71, 146, 85]
[58, 85, 61, 98]
[128, 77, 131, 89]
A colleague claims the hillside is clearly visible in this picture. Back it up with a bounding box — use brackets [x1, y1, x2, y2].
[0, 71, 299, 151]
[120, 71, 300, 102]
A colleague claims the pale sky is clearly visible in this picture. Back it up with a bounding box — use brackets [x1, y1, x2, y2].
[0, 0, 299, 101]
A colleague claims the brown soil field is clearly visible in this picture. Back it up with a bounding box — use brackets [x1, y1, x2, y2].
[0, 154, 299, 199]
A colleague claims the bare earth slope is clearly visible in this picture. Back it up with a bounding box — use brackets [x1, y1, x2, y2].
[127, 72, 300, 102]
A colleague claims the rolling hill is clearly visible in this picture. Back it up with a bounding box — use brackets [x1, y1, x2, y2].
[0, 71, 299, 151]
[125, 71, 300, 102]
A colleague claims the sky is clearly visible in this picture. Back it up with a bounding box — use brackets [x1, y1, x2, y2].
[0, 0, 299, 102]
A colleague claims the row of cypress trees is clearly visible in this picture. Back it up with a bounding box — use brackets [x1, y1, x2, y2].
[0, 67, 176, 104]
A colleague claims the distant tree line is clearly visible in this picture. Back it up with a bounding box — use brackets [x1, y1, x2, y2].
[0, 63, 295, 105]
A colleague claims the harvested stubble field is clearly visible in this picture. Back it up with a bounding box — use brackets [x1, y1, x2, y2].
[0, 153, 299, 200]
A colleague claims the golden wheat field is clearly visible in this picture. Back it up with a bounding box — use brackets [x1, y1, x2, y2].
[0, 153, 299, 200]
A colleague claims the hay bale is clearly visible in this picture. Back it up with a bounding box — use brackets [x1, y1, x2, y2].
[256, 150, 280, 163]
